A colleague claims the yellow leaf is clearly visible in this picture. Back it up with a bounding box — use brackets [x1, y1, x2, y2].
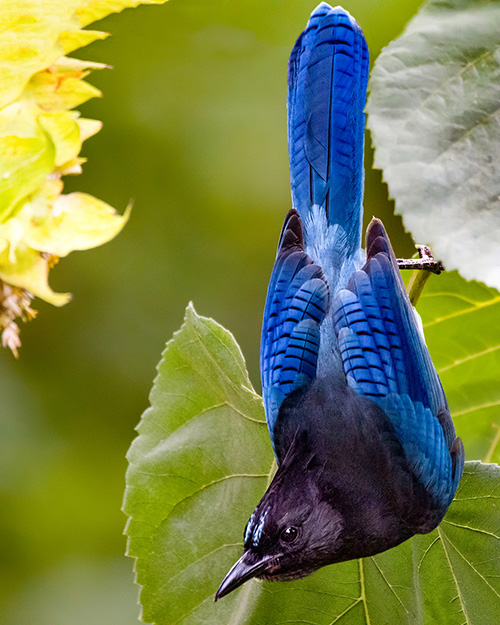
[0, 244, 70, 307]
[0, 99, 40, 138]
[38, 111, 81, 166]
[57, 156, 86, 176]
[77, 117, 102, 142]
[76, 0, 167, 28]
[0, 136, 54, 223]
[0, 1, 83, 108]
[0, 0, 168, 345]
[59, 29, 109, 55]
[26, 70, 102, 111]
[0, 178, 62, 255]
[10, 188, 131, 257]
[52, 56, 110, 73]
[0, 101, 55, 221]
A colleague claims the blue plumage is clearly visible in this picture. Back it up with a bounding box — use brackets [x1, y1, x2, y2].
[288, 2, 368, 254]
[216, 3, 463, 601]
[333, 219, 463, 508]
[261, 211, 329, 447]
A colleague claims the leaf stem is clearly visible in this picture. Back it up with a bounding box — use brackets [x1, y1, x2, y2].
[407, 269, 432, 306]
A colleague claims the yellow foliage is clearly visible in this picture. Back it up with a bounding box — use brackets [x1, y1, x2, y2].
[0, 0, 167, 353]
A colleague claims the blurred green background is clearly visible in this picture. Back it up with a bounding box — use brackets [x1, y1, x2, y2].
[0, 1, 422, 623]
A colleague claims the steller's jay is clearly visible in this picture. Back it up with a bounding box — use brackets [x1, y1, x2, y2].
[215, 2, 464, 601]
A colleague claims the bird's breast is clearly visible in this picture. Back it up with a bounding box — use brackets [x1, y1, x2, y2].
[276, 376, 434, 552]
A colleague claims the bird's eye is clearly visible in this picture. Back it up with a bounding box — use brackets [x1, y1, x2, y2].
[280, 526, 299, 543]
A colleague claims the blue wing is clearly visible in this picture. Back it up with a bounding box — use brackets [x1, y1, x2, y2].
[261, 210, 329, 457]
[287, 3, 368, 256]
[333, 220, 464, 508]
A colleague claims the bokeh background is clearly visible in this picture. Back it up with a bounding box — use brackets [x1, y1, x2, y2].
[0, 1, 423, 623]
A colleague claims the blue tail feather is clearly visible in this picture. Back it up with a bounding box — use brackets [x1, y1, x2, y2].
[287, 3, 368, 256]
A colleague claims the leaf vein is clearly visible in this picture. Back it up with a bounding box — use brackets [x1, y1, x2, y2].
[328, 598, 362, 625]
[442, 520, 500, 540]
[438, 345, 500, 374]
[371, 558, 410, 614]
[442, 532, 500, 599]
[423, 297, 500, 328]
[437, 527, 470, 624]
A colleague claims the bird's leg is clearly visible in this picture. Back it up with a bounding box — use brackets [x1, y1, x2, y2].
[398, 246, 444, 306]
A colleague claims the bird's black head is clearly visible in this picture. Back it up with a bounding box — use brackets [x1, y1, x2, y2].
[215, 445, 344, 600]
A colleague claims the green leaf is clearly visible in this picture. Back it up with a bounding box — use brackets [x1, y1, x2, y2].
[124, 304, 271, 624]
[414, 270, 500, 464]
[367, 0, 500, 290]
[124, 305, 500, 625]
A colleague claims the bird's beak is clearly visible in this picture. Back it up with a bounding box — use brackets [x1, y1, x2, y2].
[215, 551, 277, 601]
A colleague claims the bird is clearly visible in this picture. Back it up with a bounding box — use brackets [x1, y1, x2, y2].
[215, 2, 464, 601]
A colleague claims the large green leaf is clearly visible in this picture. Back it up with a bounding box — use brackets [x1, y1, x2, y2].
[124, 304, 271, 624]
[416, 270, 500, 463]
[367, 0, 500, 290]
[124, 299, 500, 625]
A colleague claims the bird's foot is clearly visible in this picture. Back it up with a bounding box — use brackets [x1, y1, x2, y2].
[397, 246, 444, 275]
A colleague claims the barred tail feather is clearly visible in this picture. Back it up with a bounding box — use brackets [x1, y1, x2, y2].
[287, 3, 369, 257]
